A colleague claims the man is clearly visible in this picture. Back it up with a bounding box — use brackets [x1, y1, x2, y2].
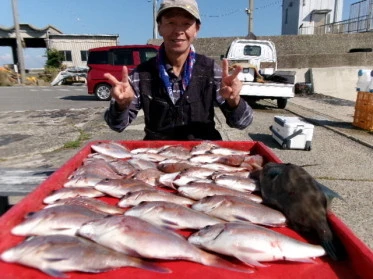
[104, 0, 253, 140]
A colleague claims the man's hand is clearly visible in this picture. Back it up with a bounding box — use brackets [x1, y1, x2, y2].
[104, 66, 135, 111]
[219, 59, 243, 108]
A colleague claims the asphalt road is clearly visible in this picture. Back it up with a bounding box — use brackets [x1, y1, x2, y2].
[0, 85, 372, 252]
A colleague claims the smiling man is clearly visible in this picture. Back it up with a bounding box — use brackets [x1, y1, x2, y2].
[104, 0, 253, 140]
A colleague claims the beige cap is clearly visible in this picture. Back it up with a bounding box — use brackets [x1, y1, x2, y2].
[157, 0, 201, 23]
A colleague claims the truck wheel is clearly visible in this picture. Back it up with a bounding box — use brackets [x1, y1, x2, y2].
[95, 83, 112, 101]
[277, 98, 287, 109]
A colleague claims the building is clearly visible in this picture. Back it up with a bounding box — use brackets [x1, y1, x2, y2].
[281, 0, 343, 35]
[0, 24, 118, 69]
[47, 34, 119, 68]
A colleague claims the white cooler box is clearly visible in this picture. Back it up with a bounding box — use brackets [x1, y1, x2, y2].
[270, 116, 314, 151]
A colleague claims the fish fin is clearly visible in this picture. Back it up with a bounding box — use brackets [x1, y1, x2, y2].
[160, 218, 179, 227]
[44, 257, 69, 262]
[234, 253, 268, 267]
[284, 257, 316, 264]
[42, 268, 68, 278]
[201, 253, 254, 274]
[316, 182, 346, 206]
[135, 260, 172, 274]
[232, 215, 252, 223]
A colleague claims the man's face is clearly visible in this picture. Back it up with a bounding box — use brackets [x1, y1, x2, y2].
[158, 8, 200, 56]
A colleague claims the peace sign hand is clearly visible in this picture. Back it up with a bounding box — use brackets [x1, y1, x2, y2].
[104, 66, 135, 111]
[219, 59, 243, 108]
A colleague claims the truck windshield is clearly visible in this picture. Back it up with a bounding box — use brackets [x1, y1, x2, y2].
[244, 45, 261, 56]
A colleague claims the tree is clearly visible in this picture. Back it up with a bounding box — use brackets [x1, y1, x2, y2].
[45, 48, 63, 68]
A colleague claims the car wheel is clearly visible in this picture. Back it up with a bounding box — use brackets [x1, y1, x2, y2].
[95, 83, 112, 101]
[277, 98, 287, 109]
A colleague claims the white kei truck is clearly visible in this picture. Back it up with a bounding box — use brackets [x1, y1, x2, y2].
[224, 39, 296, 109]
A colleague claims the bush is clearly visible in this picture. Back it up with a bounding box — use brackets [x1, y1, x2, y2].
[45, 49, 64, 68]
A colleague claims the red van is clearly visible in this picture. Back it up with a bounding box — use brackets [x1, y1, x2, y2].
[87, 44, 159, 101]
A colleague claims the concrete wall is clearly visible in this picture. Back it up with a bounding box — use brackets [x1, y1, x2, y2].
[148, 33, 372, 100]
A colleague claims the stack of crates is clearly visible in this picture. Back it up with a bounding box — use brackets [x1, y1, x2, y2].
[353, 92, 373, 131]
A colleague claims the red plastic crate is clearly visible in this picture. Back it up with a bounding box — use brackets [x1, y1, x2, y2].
[0, 141, 372, 279]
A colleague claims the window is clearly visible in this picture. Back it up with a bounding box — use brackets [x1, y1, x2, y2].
[243, 45, 261, 56]
[111, 49, 134, 65]
[80, 50, 88, 61]
[87, 51, 108, 64]
[59, 50, 72, 62]
[140, 48, 158, 63]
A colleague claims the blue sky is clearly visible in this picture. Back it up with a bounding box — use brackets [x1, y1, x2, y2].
[0, 0, 357, 68]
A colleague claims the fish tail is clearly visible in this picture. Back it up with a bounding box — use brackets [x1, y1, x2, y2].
[321, 236, 347, 262]
[201, 253, 254, 274]
[321, 239, 339, 261]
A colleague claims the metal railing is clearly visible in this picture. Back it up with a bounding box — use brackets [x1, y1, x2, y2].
[299, 15, 373, 35]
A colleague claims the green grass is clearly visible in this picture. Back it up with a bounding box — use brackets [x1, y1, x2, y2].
[63, 130, 90, 149]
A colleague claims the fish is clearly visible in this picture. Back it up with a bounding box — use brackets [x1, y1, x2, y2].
[1, 234, 170, 277]
[94, 178, 153, 198]
[43, 187, 105, 204]
[213, 174, 259, 193]
[157, 145, 191, 160]
[63, 175, 103, 188]
[259, 162, 344, 260]
[118, 189, 194, 207]
[179, 167, 216, 179]
[200, 163, 247, 173]
[132, 152, 168, 163]
[77, 216, 253, 274]
[130, 146, 171, 154]
[134, 168, 164, 186]
[192, 195, 285, 227]
[189, 154, 223, 164]
[69, 158, 123, 180]
[188, 222, 326, 267]
[11, 204, 106, 236]
[128, 158, 158, 170]
[157, 160, 195, 173]
[45, 196, 125, 215]
[125, 201, 223, 230]
[190, 141, 221, 155]
[210, 147, 250, 156]
[178, 182, 262, 202]
[240, 154, 264, 171]
[107, 159, 138, 177]
[172, 176, 212, 188]
[91, 141, 132, 159]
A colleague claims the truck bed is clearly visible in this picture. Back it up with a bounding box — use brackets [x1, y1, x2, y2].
[240, 81, 295, 98]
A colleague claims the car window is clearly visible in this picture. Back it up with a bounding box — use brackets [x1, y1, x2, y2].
[140, 48, 158, 63]
[87, 50, 108, 64]
[244, 45, 261, 56]
[111, 49, 134, 65]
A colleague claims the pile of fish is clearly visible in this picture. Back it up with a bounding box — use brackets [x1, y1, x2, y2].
[1, 141, 340, 277]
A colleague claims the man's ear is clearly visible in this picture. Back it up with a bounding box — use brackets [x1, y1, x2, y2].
[157, 23, 163, 37]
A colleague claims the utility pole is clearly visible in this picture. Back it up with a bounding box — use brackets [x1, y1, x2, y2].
[245, 0, 254, 35]
[153, 0, 158, 39]
[11, 0, 26, 84]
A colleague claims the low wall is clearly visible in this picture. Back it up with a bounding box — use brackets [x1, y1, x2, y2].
[148, 33, 373, 100]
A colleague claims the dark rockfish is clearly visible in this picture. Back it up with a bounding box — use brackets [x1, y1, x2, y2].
[259, 162, 343, 260]
[1, 234, 170, 277]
